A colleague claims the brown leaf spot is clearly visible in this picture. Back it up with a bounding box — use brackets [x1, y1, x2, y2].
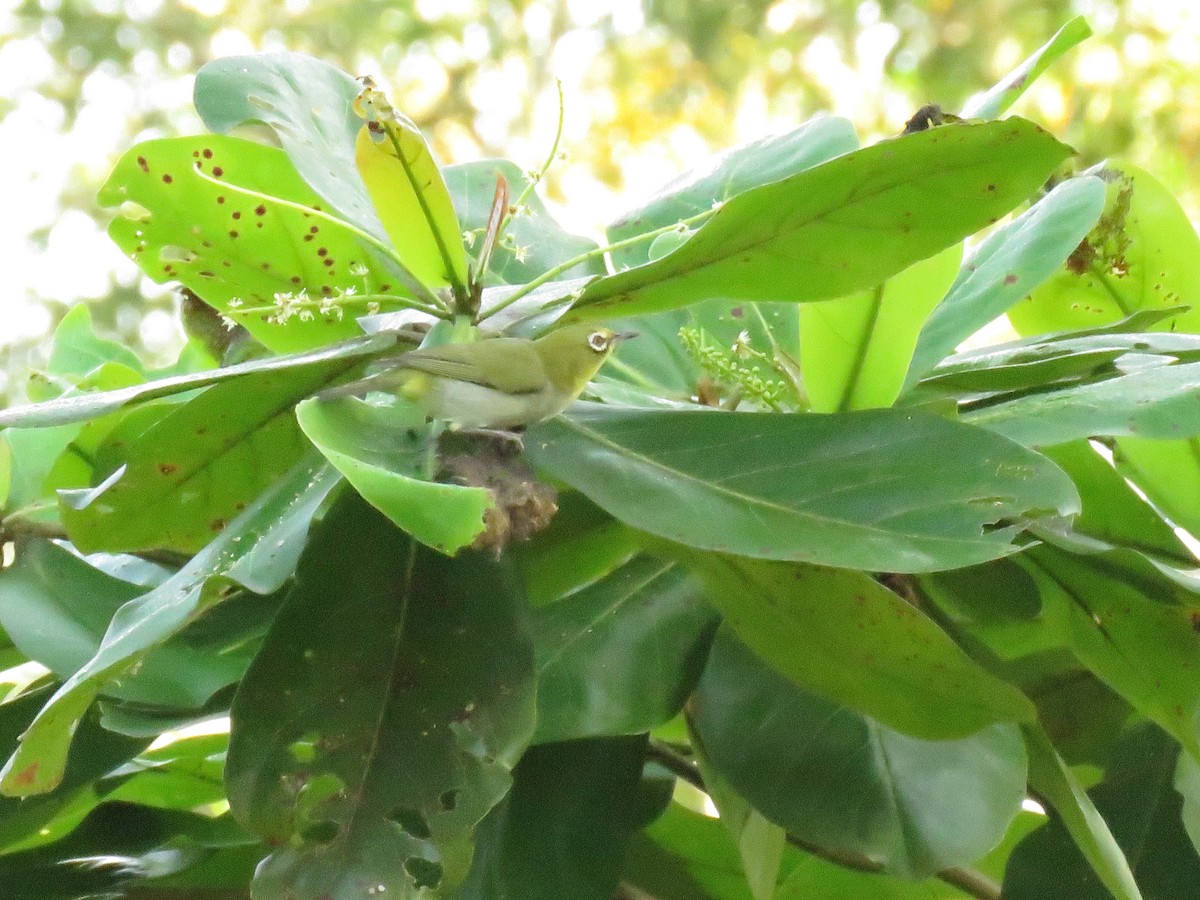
[158, 463, 178, 475]
[1003, 274, 1018, 285]
[210, 518, 227, 532]
[212, 166, 224, 177]
[317, 247, 328, 256]
[203, 148, 213, 159]
[136, 156, 149, 172]
[217, 196, 226, 205]
[229, 230, 239, 239]
[161, 174, 173, 184]
[12, 762, 40, 787]
[232, 211, 241, 220]
[255, 204, 267, 216]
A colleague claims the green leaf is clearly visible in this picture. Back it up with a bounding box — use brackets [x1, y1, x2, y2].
[100, 135, 404, 353]
[905, 176, 1106, 387]
[1114, 436, 1200, 553]
[566, 119, 1072, 320]
[962, 358, 1200, 445]
[1024, 546, 1200, 759]
[295, 397, 492, 555]
[356, 110, 469, 297]
[0, 688, 147, 855]
[1178, 752, 1200, 856]
[511, 492, 641, 607]
[0, 333, 397, 430]
[800, 244, 961, 412]
[692, 629, 1028, 877]
[227, 491, 535, 897]
[0, 542, 267, 708]
[606, 116, 860, 271]
[684, 556, 1035, 738]
[917, 329, 1200, 399]
[623, 802, 758, 900]
[446, 159, 605, 285]
[961, 17, 1094, 119]
[1040, 441, 1191, 563]
[1008, 724, 1188, 899]
[531, 554, 718, 743]
[1022, 724, 1142, 900]
[0, 433, 10, 510]
[453, 736, 648, 899]
[193, 52, 383, 241]
[0, 456, 339, 797]
[1010, 162, 1200, 337]
[58, 357, 356, 554]
[45, 305, 147, 382]
[526, 404, 1080, 573]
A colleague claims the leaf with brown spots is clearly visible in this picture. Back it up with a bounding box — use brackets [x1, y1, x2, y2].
[100, 135, 405, 354]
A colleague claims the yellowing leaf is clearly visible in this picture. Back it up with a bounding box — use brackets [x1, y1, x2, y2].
[355, 115, 469, 298]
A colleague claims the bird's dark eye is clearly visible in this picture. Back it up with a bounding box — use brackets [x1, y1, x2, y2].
[587, 331, 611, 352]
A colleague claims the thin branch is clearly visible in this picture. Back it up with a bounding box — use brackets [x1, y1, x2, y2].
[645, 739, 1002, 900]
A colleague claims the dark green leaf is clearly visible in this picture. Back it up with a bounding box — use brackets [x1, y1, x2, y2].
[531, 554, 718, 743]
[606, 116, 860, 271]
[692, 628, 1027, 876]
[227, 491, 536, 896]
[454, 736, 647, 899]
[0, 456, 339, 797]
[1008, 724, 1191, 899]
[0, 542, 267, 708]
[568, 120, 1072, 319]
[527, 404, 1080, 573]
[963, 358, 1200, 445]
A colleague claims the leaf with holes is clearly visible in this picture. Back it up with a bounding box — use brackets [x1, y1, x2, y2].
[227, 492, 536, 897]
[100, 135, 410, 353]
[0, 457, 339, 797]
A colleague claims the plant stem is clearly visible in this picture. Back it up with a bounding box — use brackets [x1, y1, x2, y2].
[645, 739, 1002, 900]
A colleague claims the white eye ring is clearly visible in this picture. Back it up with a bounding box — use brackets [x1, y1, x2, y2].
[587, 331, 611, 352]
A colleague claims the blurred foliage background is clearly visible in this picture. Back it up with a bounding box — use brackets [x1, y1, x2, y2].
[2, 0, 1199, 398]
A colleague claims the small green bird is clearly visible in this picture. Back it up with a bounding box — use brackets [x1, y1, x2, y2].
[318, 323, 633, 429]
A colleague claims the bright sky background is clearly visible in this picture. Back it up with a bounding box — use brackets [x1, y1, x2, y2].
[3, 0, 1200, 391]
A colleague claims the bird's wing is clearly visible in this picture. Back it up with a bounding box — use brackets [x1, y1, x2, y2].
[395, 338, 548, 394]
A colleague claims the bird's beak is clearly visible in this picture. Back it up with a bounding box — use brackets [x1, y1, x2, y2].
[614, 331, 638, 343]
